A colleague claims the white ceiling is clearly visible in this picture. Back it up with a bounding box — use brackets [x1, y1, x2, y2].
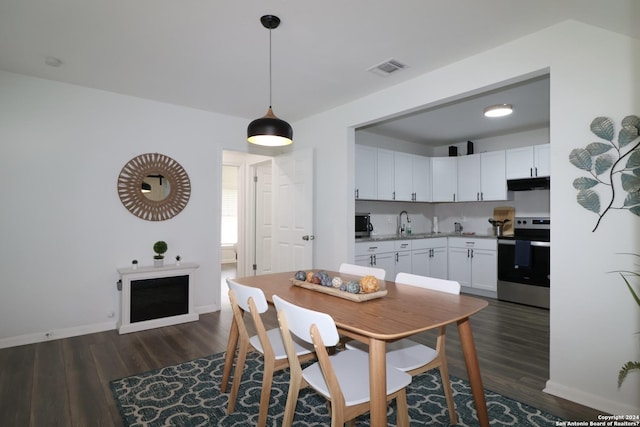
[1, 1, 637, 143]
[361, 75, 551, 146]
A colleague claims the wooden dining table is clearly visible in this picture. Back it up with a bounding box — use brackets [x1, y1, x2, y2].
[222, 270, 490, 427]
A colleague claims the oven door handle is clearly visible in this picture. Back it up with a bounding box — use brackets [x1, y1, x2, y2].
[497, 240, 550, 248]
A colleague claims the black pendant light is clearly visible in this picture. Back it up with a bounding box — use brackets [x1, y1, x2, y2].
[247, 15, 293, 146]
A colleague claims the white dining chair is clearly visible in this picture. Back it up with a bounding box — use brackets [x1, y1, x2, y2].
[345, 272, 460, 425]
[273, 295, 411, 427]
[338, 262, 386, 280]
[224, 279, 315, 427]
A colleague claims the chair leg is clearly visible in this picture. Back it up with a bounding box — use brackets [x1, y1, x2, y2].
[220, 319, 239, 393]
[227, 340, 249, 414]
[257, 358, 275, 427]
[281, 375, 302, 427]
[439, 361, 458, 425]
[395, 389, 410, 427]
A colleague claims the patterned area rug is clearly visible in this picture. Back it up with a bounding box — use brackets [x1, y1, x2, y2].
[110, 351, 561, 426]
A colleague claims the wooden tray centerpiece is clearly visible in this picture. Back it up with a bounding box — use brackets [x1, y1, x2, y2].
[290, 270, 387, 302]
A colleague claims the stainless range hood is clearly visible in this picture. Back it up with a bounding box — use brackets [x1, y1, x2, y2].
[507, 176, 550, 191]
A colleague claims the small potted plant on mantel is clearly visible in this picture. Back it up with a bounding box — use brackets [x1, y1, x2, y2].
[153, 241, 168, 267]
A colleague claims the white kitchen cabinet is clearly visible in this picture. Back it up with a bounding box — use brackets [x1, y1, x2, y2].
[431, 157, 457, 202]
[355, 240, 396, 279]
[411, 237, 448, 280]
[394, 240, 412, 276]
[376, 149, 395, 200]
[355, 145, 377, 200]
[457, 151, 507, 201]
[447, 237, 497, 295]
[534, 144, 551, 177]
[394, 153, 431, 202]
[506, 144, 550, 179]
[479, 150, 507, 200]
[393, 152, 413, 201]
[457, 154, 481, 202]
[412, 155, 431, 202]
[354, 239, 413, 279]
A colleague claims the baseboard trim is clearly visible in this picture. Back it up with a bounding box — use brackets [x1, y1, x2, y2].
[196, 304, 220, 314]
[544, 379, 640, 415]
[0, 321, 116, 349]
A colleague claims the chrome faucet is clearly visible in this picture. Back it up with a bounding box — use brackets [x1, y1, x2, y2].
[398, 210, 411, 235]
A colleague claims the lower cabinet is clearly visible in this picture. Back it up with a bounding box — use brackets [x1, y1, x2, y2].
[356, 237, 497, 297]
[411, 237, 448, 280]
[447, 237, 497, 295]
[354, 240, 411, 280]
[355, 241, 396, 279]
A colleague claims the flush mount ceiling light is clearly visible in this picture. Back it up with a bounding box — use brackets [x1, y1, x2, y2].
[484, 104, 513, 118]
[247, 15, 293, 147]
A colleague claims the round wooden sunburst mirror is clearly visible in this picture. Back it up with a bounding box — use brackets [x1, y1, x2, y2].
[117, 153, 191, 221]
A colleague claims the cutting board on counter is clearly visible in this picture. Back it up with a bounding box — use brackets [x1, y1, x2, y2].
[493, 206, 515, 236]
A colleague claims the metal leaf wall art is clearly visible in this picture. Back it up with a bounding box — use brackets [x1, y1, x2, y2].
[569, 115, 640, 231]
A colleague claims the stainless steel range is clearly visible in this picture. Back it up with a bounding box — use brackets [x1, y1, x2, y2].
[497, 217, 550, 309]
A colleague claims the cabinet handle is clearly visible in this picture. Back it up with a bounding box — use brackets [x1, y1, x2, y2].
[534, 167, 538, 177]
[471, 249, 474, 258]
[476, 192, 480, 201]
[395, 253, 399, 262]
[481, 192, 484, 200]
[530, 167, 533, 177]
[453, 193, 456, 202]
[392, 191, 395, 200]
[467, 249, 470, 258]
[355, 188, 359, 199]
[372, 254, 376, 265]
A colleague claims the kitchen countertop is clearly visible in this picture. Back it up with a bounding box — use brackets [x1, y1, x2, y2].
[356, 232, 497, 242]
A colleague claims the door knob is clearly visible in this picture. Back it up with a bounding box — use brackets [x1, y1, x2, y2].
[302, 235, 315, 241]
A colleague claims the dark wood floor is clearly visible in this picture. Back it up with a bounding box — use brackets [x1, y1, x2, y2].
[0, 291, 603, 426]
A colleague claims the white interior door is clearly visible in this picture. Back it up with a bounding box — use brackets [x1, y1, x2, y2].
[253, 161, 273, 275]
[272, 148, 314, 271]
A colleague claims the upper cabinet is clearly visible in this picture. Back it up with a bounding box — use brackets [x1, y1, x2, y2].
[506, 143, 550, 179]
[356, 143, 545, 203]
[431, 156, 457, 202]
[395, 152, 431, 202]
[479, 150, 507, 200]
[411, 155, 431, 202]
[355, 145, 377, 200]
[355, 145, 431, 202]
[376, 148, 395, 200]
[457, 154, 481, 202]
[393, 152, 413, 201]
[456, 151, 507, 202]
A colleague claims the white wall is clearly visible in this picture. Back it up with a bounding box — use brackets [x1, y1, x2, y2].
[0, 71, 251, 347]
[295, 21, 639, 414]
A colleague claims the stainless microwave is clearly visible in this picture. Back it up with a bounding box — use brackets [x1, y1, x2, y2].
[355, 213, 373, 238]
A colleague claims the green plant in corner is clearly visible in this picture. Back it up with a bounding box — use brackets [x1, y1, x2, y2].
[153, 241, 168, 260]
[615, 253, 640, 387]
[569, 115, 640, 232]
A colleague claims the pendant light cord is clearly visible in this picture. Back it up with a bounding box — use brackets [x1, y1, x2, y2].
[268, 26, 272, 109]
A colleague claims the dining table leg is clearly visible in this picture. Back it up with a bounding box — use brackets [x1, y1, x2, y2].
[220, 317, 239, 393]
[457, 317, 489, 427]
[368, 338, 387, 426]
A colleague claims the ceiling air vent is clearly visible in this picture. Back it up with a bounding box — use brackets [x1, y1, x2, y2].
[367, 58, 407, 77]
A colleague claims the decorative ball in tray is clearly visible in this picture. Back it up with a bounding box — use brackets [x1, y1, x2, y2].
[290, 270, 387, 302]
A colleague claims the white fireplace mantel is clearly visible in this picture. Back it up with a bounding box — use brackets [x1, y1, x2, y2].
[117, 263, 199, 334]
